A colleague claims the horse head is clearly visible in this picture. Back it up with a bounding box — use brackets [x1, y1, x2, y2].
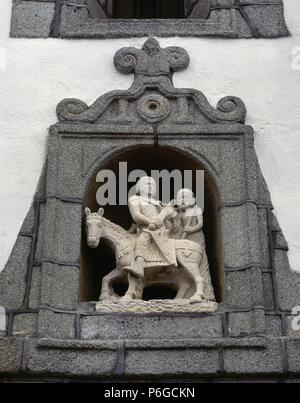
[85, 207, 104, 248]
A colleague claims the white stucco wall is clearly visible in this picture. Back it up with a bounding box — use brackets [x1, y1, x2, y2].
[0, 0, 299, 272]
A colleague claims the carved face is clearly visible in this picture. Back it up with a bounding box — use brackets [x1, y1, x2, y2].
[85, 208, 104, 248]
[177, 189, 195, 207]
[136, 176, 157, 198]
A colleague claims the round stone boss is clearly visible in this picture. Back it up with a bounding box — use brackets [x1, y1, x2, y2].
[137, 94, 170, 123]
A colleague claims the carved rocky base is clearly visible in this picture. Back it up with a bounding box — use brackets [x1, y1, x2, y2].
[95, 299, 218, 314]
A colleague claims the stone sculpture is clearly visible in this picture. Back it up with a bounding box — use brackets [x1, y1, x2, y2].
[0, 38, 298, 380]
[85, 176, 217, 313]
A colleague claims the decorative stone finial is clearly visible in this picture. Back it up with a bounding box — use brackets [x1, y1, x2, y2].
[114, 37, 190, 79]
[56, 37, 246, 124]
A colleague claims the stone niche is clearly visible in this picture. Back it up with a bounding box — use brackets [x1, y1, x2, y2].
[0, 38, 299, 382]
[81, 146, 224, 304]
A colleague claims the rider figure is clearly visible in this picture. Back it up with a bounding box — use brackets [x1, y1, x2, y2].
[126, 176, 173, 279]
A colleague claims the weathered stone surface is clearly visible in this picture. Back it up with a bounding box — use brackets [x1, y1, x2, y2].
[81, 314, 223, 340]
[225, 268, 264, 308]
[275, 250, 300, 312]
[228, 309, 265, 337]
[221, 204, 260, 268]
[286, 339, 300, 374]
[34, 203, 46, 264]
[262, 272, 275, 311]
[0, 236, 32, 309]
[124, 336, 266, 349]
[212, 139, 246, 205]
[274, 231, 289, 251]
[95, 300, 218, 314]
[0, 338, 23, 374]
[40, 263, 80, 310]
[257, 208, 270, 269]
[265, 315, 282, 337]
[28, 266, 41, 309]
[42, 199, 82, 265]
[10, 0, 55, 38]
[60, 5, 236, 39]
[238, 0, 289, 38]
[38, 310, 76, 339]
[45, 134, 153, 200]
[242, 130, 272, 206]
[13, 313, 38, 337]
[19, 204, 35, 235]
[224, 340, 283, 375]
[125, 348, 220, 376]
[26, 339, 118, 377]
[60, 0, 288, 39]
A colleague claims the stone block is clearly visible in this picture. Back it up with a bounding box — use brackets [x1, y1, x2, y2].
[125, 348, 220, 377]
[239, 0, 289, 38]
[0, 236, 32, 309]
[26, 339, 118, 377]
[40, 263, 80, 310]
[0, 338, 23, 374]
[262, 272, 275, 311]
[228, 309, 265, 337]
[10, 0, 56, 38]
[217, 139, 246, 205]
[286, 339, 300, 374]
[46, 132, 153, 200]
[34, 202, 46, 264]
[275, 250, 300, 312]
[81, 314, 223, 340]
[257, 208, 270, 269]
[243, 132, 272, 206]
[224, 339, 283, 375]
[28, 266, 42, 309]
[12, 313, 38, 337]
[38, 310, 76, 339]
[221, 204, 260, 268]
[225, 268, 264, 308]
[265, 315, 282, 337]
[274, 231, 289, 251]
[42, 199, 82, 265]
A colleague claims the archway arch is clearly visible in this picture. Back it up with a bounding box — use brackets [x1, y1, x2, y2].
[80, 146, 224, 303]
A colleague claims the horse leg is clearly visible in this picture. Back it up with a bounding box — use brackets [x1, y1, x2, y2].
[99, 268, 123, 301]
[176, 252, 205, 301]
[175, 274, 193, 299]
[122, 274, 144, 301]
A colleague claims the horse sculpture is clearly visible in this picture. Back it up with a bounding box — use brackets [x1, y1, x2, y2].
[85, 207, 215, 303]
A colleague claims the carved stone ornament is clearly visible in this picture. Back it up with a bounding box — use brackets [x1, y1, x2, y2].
[56, 37, 246, 125]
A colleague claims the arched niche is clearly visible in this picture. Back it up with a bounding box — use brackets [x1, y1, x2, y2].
[80, 146, 224, 303]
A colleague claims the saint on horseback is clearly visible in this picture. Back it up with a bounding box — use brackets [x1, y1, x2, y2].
[85, 176, 215, 304]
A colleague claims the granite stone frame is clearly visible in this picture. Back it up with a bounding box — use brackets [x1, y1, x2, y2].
[0, 39, 299, 381]
[10, 0, 289, 39]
